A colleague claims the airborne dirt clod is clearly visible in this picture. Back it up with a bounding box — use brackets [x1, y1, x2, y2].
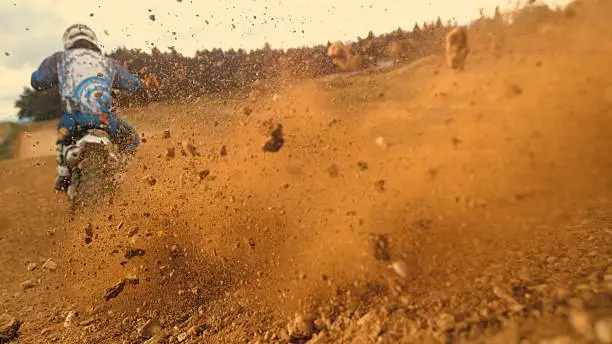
[262, 124, 284, 153]
[104, 279, 127, 301]
[2, 1, 612, 343]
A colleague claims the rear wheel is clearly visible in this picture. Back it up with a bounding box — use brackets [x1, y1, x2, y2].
[67, 144, 123, 212]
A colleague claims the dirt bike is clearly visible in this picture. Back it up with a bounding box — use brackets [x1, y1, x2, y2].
[62, 128, 127, 212]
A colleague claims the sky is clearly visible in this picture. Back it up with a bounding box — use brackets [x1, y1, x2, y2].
[0, 0, 572, 121]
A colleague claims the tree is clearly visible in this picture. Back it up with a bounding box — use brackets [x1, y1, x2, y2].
[494, 6, 502, 20]
[15, 87, 62, 122]
[436, 17, 443, 28]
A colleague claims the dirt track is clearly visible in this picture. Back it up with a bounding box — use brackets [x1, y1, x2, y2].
[1, 1, 612, 343]
[0, 121, 57, 160]
[14, 122, 56, 160]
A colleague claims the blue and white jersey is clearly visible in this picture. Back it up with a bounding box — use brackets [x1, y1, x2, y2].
[31, 48, 141, 115]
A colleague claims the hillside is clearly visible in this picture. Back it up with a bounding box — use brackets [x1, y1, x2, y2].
[1, 1, 612, 343]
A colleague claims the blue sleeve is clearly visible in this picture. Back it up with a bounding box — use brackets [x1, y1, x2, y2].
[111, 59, 142, 94]
[31, 52, 61, 91]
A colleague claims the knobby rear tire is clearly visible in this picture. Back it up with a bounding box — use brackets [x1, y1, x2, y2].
[66, 146, 124, 213]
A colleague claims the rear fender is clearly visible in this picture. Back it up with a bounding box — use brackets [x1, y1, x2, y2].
[64, 130, 115, 169]
[76, 129, 113, 147]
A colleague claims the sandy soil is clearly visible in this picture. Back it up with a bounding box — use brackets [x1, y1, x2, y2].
[1, 1, 612, 343]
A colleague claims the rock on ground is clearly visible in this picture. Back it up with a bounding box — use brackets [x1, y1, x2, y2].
[63, 311, 78, 328]
[42, 258, 58, 272]
[595, 317, 612, 344]
[139, 318, 162, 339]
[287, 314, 315, 341]
[0, 314, 21, 342]
[19, 280, 35, 290]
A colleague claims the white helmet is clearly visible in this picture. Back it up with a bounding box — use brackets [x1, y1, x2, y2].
[63, 24, 99, 50]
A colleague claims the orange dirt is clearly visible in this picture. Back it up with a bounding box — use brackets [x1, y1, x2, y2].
[1, 1, 612, 343]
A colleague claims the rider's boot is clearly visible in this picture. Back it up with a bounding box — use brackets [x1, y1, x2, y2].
[54, 143, 71, 192]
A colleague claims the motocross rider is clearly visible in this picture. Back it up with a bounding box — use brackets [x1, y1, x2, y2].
[30, 24, 143, 192]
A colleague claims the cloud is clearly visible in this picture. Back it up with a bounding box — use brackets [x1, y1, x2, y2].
[0, 64, 34, 119]
[2, 36, 62, 69]
[0, 2, 65, 69]
[0, 2, 64, 34]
